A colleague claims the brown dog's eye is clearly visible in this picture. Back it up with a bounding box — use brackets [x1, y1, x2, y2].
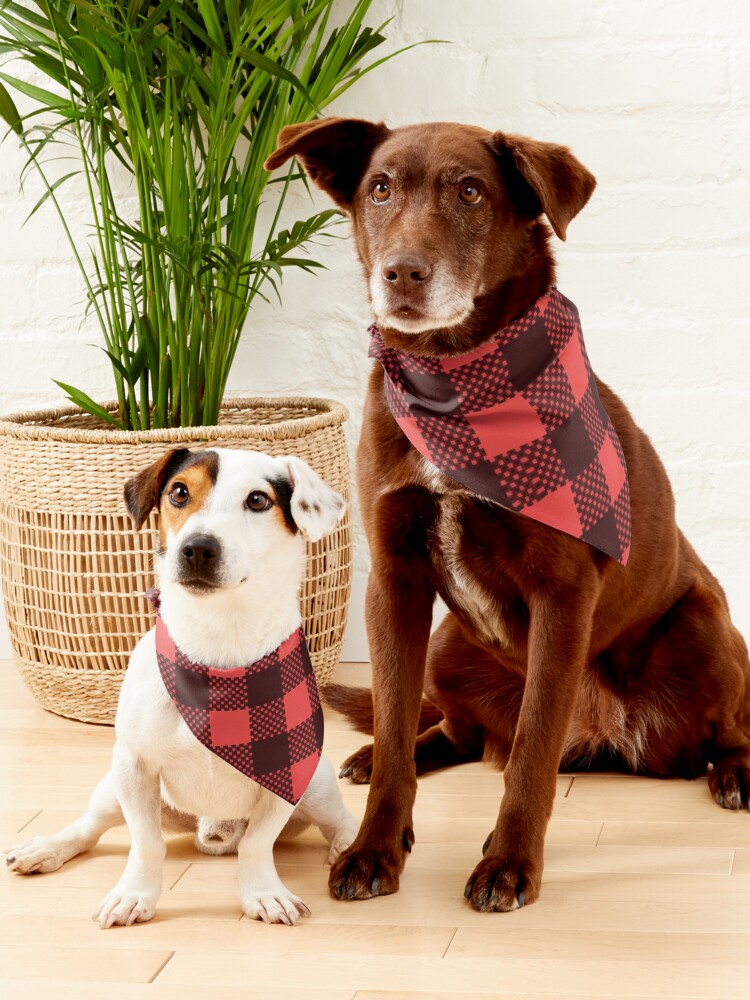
[370, 181, 391, 204]
[458, 185, 483, 206]
[169, 482, 190, 507]
[246, 491, 272, 512]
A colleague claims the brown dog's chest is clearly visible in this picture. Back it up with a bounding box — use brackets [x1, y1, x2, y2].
[425, 484, 531, 658]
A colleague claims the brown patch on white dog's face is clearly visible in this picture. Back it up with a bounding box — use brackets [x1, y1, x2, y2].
[264, 475, 298, 535]
[157, 452, 219, 549]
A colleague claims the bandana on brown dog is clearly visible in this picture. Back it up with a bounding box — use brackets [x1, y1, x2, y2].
[370, 288, 631, 564]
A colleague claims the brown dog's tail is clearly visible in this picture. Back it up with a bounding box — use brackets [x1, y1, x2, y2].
[323, 683, 443, 736]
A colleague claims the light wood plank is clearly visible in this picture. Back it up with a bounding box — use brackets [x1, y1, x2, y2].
[733, 849, 750, 874]
[563, 775, 729, 821]
[354, 994, 724, 1000]
[401, 841, 732, 875]
[448, 927, 750, 963]
[156, 951, 750, 995]
[0, 808, 41, 843]
[0, 914, 453, 957]
[6, 985, 353, 1000]
[1, 854, 191, 891]
[0, 944, 172, 983]
[600, 820, 750, 848]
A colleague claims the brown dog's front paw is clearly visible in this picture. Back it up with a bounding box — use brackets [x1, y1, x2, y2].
[338, 744, 374, 784]
[464, 853, 541, 912]
[328, 836, 410, 900]
[708, 756, 750, 810]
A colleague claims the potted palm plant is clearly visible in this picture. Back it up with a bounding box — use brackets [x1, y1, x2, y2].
[0, 0, 413, 722]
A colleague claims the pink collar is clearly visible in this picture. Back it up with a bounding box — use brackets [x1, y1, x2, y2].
[147, 590, 322, 804]
[369, 289, 631, 564]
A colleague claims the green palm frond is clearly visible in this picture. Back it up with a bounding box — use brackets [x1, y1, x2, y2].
[0, 0, 434, 428]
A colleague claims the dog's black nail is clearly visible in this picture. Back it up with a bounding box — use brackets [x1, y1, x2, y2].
[371, 876, 381, 895]
[464, 880, 474, 899]
[339, 766, 353, 778]
[481, 835, 492, 855]
[517, 891, 526, 908]
[6, 856, 15, 865]
[403, 830, 414, 852]
[345, 882, 356, 899]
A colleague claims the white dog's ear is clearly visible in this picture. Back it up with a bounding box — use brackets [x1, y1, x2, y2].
[281, 456, 346, 542]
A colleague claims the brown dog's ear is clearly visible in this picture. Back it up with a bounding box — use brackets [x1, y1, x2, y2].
[264, 116, 391, 209]
[124, 448, 191, 530]
[486, 132, 596, 241]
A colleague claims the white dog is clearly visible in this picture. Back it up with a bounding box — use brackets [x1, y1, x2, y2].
[6, 447, 358, 927]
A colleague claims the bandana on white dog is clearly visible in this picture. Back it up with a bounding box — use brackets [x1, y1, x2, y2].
[147, 590, 323, 804]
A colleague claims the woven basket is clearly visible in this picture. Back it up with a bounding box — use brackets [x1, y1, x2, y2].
[0, 397, 352, 724]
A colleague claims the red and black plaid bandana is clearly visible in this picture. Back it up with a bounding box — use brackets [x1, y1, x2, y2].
[146, 591, 323, 804]
[369, 289, 631, 564]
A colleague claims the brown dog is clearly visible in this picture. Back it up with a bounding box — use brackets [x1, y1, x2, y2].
[266, 118, 750, 912]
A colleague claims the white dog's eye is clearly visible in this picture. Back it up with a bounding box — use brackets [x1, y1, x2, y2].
[169, 482, 190, 507]
[245, 491, 272, 512]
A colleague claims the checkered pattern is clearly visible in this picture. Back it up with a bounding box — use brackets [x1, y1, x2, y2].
[147, 591, 323, 804]
[369, 288, 631, 564]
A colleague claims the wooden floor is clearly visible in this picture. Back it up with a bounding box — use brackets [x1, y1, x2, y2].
[2, 660, 749, 1000]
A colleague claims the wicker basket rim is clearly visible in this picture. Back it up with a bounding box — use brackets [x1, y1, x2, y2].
[0, 396, 349, 444]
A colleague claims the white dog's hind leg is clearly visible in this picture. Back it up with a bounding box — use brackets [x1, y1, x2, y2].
[238, 791, 307, 925]
[95, 742, 165, 929]
[6, 771, 123, 875]
[295, 756, 358, 864]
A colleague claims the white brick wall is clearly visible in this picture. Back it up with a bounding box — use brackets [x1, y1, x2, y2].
[1, 0, 748, 658]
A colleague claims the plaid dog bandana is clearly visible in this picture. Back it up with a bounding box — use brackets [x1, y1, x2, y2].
[369, 288, 631, 564]
[147, 590, 323, 804]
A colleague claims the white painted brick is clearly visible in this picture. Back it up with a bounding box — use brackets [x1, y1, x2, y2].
[471, 52, 539, 122]
[0, 266, 39, 326]
[585, 319, 750, 397]
[691, 533, 750, 581]
[731, 41, 750, 99]
[396, 0, 598, 44]
[528, 110, 750, 183]
[331, 44, 486, 124]
[573, 182, 750, 249]
[635, 390, 749, 463]
[2, 198, 92, 263]
[557, 251, 749, 318]
[602, 1, 750, 40]
[536, 48, 729, 110]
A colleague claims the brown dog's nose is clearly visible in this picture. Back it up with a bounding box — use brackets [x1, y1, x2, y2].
[382, 254, 432, 286]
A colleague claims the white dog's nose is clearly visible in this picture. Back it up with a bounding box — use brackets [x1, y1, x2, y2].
[180, 534, 220, 570]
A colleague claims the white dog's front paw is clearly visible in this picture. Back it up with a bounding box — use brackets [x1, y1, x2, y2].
[5, 837, 66, 875]
[94, 884, 158, 928]
[241, 884, 311, 925]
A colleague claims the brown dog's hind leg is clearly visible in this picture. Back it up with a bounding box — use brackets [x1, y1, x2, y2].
[340, 719, 484, 785]
[709, 750, 750, 810]
[647, 577, 750, 809]
[339, 614, 486, 784]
